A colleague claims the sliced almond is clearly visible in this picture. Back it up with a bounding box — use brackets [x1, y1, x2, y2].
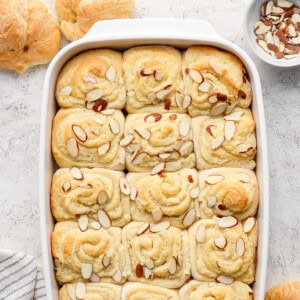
[264, 0, 273, 15]
[154, 70, 163, 81]
[198, 81, 212, 93]
[224, 121, 235, 141]
[196, 224, 206, 243]
[165, 160, 181, 172]
[98, 190, 108, 205]
[236, 237, 245, 257]
[144, 266, 153, 279]
[207, 195, 217, 208]
[224, 111, 244, 121]
[182, 95, 191, 109]
[137, 222, 150, 235]
[119, 176, 130, 195]
[145, 258, 155, 269]
[78, 183, 92, 189]
[211, 137, 225, 151]
[243, 217, 256, 233]
[132, 152, 147, 165]
[214, 236, 227, 249]
[284, 54, 299, 59]
[109, 119, 120, 134]
[90, 273, 100, 283]
[218, 216, 238, 228]
[179, 140, 194, 157]
[208, 94, 218, 104]
[151, 162, 165, 175]
[210, 103, 228, 116]
[101, 109, 115, 115]
[97, 209, 111, 229]
[75, 282, 86, 299]
[93, 115, 105, 125]
[168, 257, 177, 275]
[277, 0, 293, 8]
[206, 125, 217, 137]
[66, 284, 76, 299]
[150, 221, 170, 233]
[189, 187, 200, 199]
[179, 117, 190, 137]
[152, 208, 163, 221]
[120, 134, 134, 146]
[72, 125, 87, 142]
[182, 208, 196, 227]
[175, 92, 182, 108]
[291, 13, 300, 24]
[90, 221, 101, 230]
[135, 263, 144, 278]
[216, 275, 234, 285]
[67, 138, 79, 157]
[272, 5, 285, 14]
[70, 167, 84, 180]
[59, 86, 72, 96]
[289, 36, 300, 44]
[189, 69, 203, 83]
[97, 142, 110, 156]
[81, 263, 92, 279]
[102, 254, 111, 267]
[106, 65, 117, 82]
[156, 89, 170, 100]
[135, 127, 151, 140]
[144, 113, 163, 123]
[209, 61, 223, 75]
[86, 89, 103, 102]
[62, 181, 71, 192]
[83, 76, 97, 84]
[238, 172, 251, 183]
[147, 92, 156, 102]
[205, 175, 224, 185]
[112, 269, 122, 282]
[254, 22, 272, 35]
[130, 186, 137, 201]
[159, 152, 171, 159]
[236, 143, 254, 153]
[78, 215, 89, 232]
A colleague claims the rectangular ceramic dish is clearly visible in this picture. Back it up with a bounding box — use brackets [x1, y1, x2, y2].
[39, 19, 269, 300]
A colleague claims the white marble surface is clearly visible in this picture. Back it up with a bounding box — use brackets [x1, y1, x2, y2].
[0, 0, 299, 292]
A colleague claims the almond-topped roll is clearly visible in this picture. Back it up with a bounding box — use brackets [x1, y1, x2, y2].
[124, 113, 195, 172]
[189, 219, 257, 284]
[51, 168, 131, 227]
[179, 280, 253, 299]
[198, 168, 258, 221]
[59, 282, 122, 299]
[122, 282, 179, 300]
[123, 46, 184, 113]
[52, 221, 126, 284]
[52, 108, 125, 169]
[126, 169, 199, 228]
[56, 49, 126, 110]
[183, 46, 252, 117]
[122, 221, 190, 288]
[192, 108, 256, 170]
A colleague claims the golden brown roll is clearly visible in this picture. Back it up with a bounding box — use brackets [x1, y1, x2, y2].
[52, 108, 125, 169]
[123, 46, 184, 113]
[56, 49, 126, 110]
[122, 221, 190, 288]
[182, 46, 252, 117]
[59, 282, 122, 299]
[55, 0, 135, 41]
[188, 219, 257, 284]
[179, 280, 254, 299]
[192, 108, 256, 170]
[122, 282, 179, 300]
[265, 281, 300, 300]
[52, 221, 126, 284]
[126, 169, 199, 228]
[199, 168, 258, 221]
[124, 113, 195, 172]
[0, 0, 61, 73]
[51, 168, 131, 227]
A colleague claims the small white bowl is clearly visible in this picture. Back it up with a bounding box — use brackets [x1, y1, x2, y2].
[245, 0, 300, 67]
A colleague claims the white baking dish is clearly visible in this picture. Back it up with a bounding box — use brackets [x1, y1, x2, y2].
[39, 19, 269, 300]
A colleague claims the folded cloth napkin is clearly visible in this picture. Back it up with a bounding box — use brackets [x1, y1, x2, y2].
[0, 250, 46, 300]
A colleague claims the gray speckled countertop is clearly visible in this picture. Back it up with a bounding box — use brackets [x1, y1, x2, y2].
[0, 0, 299, 292]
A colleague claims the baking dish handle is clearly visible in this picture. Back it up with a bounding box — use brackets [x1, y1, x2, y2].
[84, 18, 220, 39]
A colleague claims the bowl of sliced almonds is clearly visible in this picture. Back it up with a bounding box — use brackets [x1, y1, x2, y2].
[245, 0, 300, 67]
